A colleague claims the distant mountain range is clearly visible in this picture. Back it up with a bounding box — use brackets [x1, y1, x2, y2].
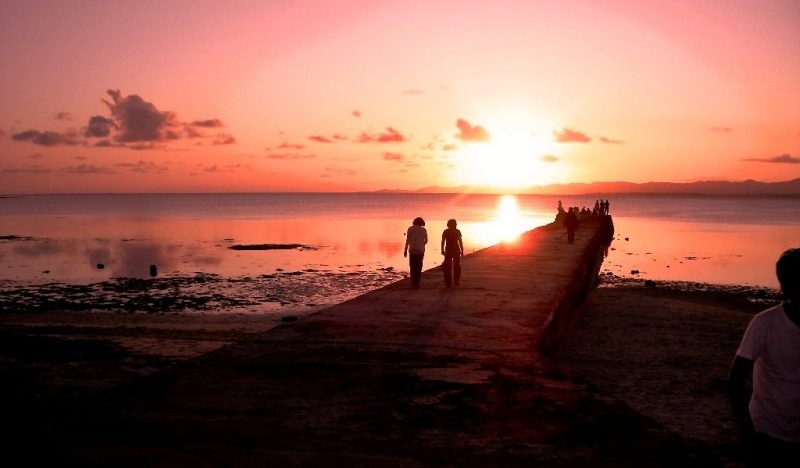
[376, 178, 800, 196]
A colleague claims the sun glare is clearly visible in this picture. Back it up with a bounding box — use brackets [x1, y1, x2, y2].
[493, 195, 531, 242]
[454, 124, 564, 189]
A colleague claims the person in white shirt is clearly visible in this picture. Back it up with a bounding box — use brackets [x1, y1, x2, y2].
[403, 217, 428, 288]
[729, 248, 800, 465]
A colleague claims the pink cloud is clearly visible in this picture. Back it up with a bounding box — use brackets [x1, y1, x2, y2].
[191, 119, 225, 128]
[63, 164, 117, 174]
[115, 160, 169, 174]
[455, 119, 489, 142]
[212, 133, 236, 145]
[382, 152, 405, 162]
[554, 128, 591, 143]
[743, 154, 799, 164]
[309, 135, 334, 143]
[352, 110, 361, 118]
[277, 142, 306, 150]
[599, 136, 624, 144]
[711, 126, 732, 133]
[357, 127, 407, 143]
[541, 154, 559, 162]
[103, 89, 179, 142]
[267, 153, 316, 159]
[12, 129, 82, 146]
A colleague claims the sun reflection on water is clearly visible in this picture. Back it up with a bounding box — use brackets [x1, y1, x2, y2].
[466, 195, 547, 247]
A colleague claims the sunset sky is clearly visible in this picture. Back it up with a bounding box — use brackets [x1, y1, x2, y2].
[1, 0, 798, 193]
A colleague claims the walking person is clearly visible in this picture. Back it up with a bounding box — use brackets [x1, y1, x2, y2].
[403, 217, 428, 288]
[564, 207, 579, 244]
[441, 219, 464, 288]
[728, 248, 800, 466]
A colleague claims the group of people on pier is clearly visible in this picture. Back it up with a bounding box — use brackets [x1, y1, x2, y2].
[556, 199, 612, 244]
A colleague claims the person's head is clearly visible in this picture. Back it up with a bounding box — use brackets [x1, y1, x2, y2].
[447, 219, 457, 229]
[776, 248, 800, 300]
[412, 216, 425, 227]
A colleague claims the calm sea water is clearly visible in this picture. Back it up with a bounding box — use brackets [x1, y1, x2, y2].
[1, 193, 798, 288]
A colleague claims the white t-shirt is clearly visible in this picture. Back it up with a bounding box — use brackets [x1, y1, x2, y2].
[405, 225, 427, 254]
[736, 303, 800, 442]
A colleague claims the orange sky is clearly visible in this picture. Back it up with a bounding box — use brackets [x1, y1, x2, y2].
[1, 0, 798, 193]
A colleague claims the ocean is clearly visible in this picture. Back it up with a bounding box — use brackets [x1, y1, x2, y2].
[1, 193, 798, 313]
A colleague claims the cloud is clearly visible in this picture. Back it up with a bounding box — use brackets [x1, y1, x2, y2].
[211, 133, 236, 145]
[599, 136, 624, 144]
[184, 125, 202, 138]
[323, 165, 358, 176]
[402, 89, 425, 95]
[332, 134, 348, 141]
[1, 164, 52, 174]
[11, 129, 81, 146]
[442, 144, 458, 151]
[541, 154, 559, 162]
[711, 126, 732, 133]
[200, 164, 246, 173]
[356, 127, 408, 143]
[128, 143, 160, 151]
[309, 135, 334, 143]
[277, 142, 306, 150]
[115, 160, 169, 174]
[190, 119, 224, 128]
[85, 115, 116, 138]
[352, 110, 361, 118]
[455, 119, 489, 142]
[103, 89, 179, 142]
[266, 153, 316, 159]
[382, 152, 405, 162]
[743, 154, 800, 164]
[11, 91, 235, 150]
[63, 164, 117, 174]
[554, 128, 591, 143]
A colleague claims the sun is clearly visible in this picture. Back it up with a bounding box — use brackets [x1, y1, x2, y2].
[453, 124, 564, 189]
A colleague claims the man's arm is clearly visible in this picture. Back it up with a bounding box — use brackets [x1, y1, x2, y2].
[458, 236, 464, 256]
[441, 231, 446, 256]
[727, 355, 755, 440]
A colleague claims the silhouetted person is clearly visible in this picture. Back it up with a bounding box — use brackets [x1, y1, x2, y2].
[403, 216, 428, 288]
[728, 248, 800, 466]
[557, 200, 564, 215]
[564, 208, 578, 244]
[441, 219, 464, 288]
[593, 200, 600, 216]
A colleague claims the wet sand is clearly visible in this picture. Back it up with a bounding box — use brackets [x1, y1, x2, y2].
[556, 278, 780, 466]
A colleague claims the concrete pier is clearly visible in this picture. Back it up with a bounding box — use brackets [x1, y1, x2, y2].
[43, 217, 719, 466]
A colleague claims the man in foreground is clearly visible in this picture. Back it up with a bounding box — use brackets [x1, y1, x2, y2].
[728, 248, 800, 466]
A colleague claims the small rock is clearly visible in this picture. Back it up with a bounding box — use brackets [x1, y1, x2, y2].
[624, 237, 629, 241]
[96, 263, 105, 269]
[42, 270, 50, 274]
[630, 269, 640, 274]
[149, 264, 158, 277]
[644, 280, 656, 287]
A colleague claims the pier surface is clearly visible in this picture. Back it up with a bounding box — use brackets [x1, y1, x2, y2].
[24, 217, 720, 466]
